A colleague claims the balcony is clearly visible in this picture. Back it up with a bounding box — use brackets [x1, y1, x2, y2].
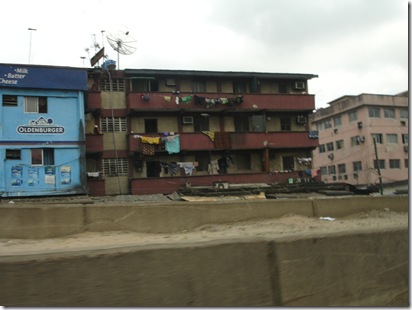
[128, 131, 318, 153]
[86, 91, 101, 111]
[86, 134, 104, 153]
[126, 92, 315, 112]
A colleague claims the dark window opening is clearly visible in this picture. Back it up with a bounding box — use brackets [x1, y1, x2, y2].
[194, 115, 209, 132]
[278, 83, 287, 94]
[280, 118, 291, 131]
[234, 115, 249, 132]
[236, 153, 251, 170]
[195, 153, 210, 172]
[2, 95, 17, 106]
[6, 149, 21, 160]
[144, 119, 158, 133]
[282, 156, 294, 171]
[147, 161, 161, 177]
[233, 81, 247, 93]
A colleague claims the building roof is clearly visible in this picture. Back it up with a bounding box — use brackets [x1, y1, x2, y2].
[123, 68, 318, 80]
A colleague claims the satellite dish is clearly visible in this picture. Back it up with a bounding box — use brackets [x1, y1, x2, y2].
[106, 29, 137, 69]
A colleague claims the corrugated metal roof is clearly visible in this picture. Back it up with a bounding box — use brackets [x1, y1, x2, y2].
[123, 68, 318, 80]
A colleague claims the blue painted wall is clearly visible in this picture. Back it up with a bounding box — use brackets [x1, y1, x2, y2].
[0, 64, 87, 197]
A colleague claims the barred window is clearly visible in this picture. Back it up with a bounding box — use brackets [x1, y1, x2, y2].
[100, 79, 125, 92]
[100, 117, 127, 132]
[101, 158, 128, 176]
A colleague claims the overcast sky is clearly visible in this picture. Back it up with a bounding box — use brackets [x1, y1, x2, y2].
[1, 0, 408, 108]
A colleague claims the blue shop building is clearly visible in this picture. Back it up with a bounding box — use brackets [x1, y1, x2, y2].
[0, 64, 87, 197]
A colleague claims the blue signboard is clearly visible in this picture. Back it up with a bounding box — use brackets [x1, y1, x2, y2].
[0, 64, 87, 90]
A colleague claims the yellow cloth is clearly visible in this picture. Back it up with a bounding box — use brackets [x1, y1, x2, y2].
[141, 136, 160, 144]
[202, 131, 215, 142]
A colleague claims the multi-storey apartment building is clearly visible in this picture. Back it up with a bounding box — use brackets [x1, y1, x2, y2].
[0, 64, 88, 197]
[310, 92, 408, 186]
[85, 68, 319, 196]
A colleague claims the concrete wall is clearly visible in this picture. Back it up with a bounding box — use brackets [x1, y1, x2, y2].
[0, 228, 408, 306]
[0, 195, 408, 239]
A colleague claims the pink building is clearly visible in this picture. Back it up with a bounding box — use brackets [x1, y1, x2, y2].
[310, 92, 408, 186]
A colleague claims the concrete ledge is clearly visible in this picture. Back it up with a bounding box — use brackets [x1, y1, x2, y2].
[0, 195, 408, 239]
[0, 228, 408, 306]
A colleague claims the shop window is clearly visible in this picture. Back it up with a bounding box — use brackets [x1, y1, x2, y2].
[2, 95, 17, 106]
[24, 96, 47, 113]
[31, 149, 54, 166]
[6, 149, 21, 160]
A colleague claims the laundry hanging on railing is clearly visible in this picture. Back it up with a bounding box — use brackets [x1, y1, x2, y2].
[297, 157, 312, 165]
[132, 133, 180, 155]
[164, 135, 180, 154]
[202, 131, 215, 142]
[164, 94, 243, 108]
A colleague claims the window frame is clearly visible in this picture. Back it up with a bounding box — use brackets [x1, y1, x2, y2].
[100, 117, 127, 132]
[368, 107, 381, 118]
[383, 108, 395, 119]
[386, 133, 398, 144]
[389, 159, 401, 169]
[24, 96, 47, 113]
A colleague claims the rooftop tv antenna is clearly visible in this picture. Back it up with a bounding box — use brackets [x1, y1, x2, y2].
[106, 28, 137, 69]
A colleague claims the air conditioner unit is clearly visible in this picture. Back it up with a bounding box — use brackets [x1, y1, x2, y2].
[404, 145, 408, 152]
[401, 120, 406, 126]
[357, 121, 363, 129]
[328, 153, 334, 160]
[213, 182, 229, 189]
[182, 116, 193, 124]
[294, 81, 305, 90]
[296, 115, 307, 124]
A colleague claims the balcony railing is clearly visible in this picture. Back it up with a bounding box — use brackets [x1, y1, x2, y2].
[126, 92, 315, 112]
[127, 131, 318, 153]
[86, 134, 104, 153]
[87, 91, 101, 111]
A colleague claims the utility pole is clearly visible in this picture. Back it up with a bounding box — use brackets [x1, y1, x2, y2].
[373, 138, 384, 195]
